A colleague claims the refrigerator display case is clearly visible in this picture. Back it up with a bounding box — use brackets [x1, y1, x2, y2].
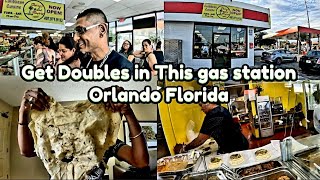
[257, 96, 274, 138]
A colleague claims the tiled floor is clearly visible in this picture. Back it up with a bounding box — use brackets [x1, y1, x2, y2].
[241, 123, 313, 149]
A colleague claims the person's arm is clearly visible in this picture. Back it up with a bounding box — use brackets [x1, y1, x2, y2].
[18, 88, 49, 157]
[106, 86, 149, 168]
[18, 105, 36, 157]
[116, 108, 149, 168]
[128, 55, 135, 62]
[133, 50, 144, 58]
[174, 133, 210, 154]
[185, 133, 210, 151]
[35, 49, 44, 68]
[147, 54, 158, 76]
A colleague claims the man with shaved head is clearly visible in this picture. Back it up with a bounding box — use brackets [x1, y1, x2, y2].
[74, 8, 133, 72]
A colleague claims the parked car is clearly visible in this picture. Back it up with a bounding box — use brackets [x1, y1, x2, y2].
[254, 48, 266, 57]
[261, 49, 297, 65]
[299, 50, 320, 71]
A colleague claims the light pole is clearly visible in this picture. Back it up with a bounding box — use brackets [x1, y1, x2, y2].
[304, 0, 312, 50]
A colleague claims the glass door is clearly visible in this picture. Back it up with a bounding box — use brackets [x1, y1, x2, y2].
[212, 33, 231, 68]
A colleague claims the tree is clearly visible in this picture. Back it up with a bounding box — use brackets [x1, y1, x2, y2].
[255, 31, 277, 47]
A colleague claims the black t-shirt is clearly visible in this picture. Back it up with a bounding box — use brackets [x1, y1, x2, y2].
[86, 50, 133, 74]
[200, 106, 249, 154]
[153, 50, 164, 65]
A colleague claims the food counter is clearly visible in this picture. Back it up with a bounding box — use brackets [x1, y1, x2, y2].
[0, 47, 33, 76]
[157, 134, 320, 180]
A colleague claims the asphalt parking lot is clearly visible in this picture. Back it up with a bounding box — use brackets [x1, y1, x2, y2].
[254, 57, 320, 80]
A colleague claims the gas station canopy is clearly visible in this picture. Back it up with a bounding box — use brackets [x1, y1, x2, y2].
[275, 26, 320, 38]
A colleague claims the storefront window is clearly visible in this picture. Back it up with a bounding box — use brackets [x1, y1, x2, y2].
[117, 32, 132, 52]
[193, 25, 213, 59]
[116, 18, 133, 32]
[109, 22, 116, 51]
[133, 28, 156, 51]
[133, 13, 157, 51]
[157, 12, 164, 50]
[193, 25, 247, 59]
[231, 27, 247, 58]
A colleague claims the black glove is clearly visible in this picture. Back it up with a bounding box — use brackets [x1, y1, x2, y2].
[87, 163, 105, 180]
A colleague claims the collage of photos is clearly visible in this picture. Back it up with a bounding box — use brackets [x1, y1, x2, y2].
[0, 0, 320, 180]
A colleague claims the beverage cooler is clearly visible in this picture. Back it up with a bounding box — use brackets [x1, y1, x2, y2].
[256, 96, 274, 138]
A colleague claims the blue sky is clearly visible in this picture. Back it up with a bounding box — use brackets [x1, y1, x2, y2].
[236, 0, 320, 33]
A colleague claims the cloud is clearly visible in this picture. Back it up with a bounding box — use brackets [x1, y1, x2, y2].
[236, 0, 320, 32]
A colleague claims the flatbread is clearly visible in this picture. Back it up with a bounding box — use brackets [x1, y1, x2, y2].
[255, 149, 271, 160]
[28, 97, 121, 179]
[229, 153, 244, 166]
[208, 157, 222, 169]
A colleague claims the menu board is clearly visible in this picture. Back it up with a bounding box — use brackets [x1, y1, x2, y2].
[1, 0, 64, 25]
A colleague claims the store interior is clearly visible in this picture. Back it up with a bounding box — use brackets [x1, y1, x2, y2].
[0, 0, 163, 75]
[158, 81, 317, 158]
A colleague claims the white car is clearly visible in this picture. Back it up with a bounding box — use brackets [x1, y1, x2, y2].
[254, 48, 266, 57]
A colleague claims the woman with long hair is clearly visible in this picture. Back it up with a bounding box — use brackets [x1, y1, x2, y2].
[33, 32, 56, 68]
[56, 36, 81, 68]
[133, 39, 157, 76]
[119, 40, 135, 62]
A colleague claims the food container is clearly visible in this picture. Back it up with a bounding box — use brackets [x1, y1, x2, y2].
[181, 170, 227, 180]
[157, 175, 177, 180]
[293, 146, 320, 179]
[235, 161, 282, 178]
[239, 167, 297, 180]
[157, 152, 201, 176]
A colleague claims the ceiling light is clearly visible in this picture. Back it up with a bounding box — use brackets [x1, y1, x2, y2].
[72, 2, 85, 10]
[36, 30, 41, 33]
[15, 30, 22, 33]
[5, 33, 10, 35]
[113, 0, 122, 2]
[65, 22, 75, 27]
[56, 31, 61, 33]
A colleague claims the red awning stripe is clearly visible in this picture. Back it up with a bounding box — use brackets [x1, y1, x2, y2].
[299, 26, 320, 35]
[164, 2, 269, 22]
[0, 0, 3, 14]
[164, 2, 203, 14]
[243, 9, 269, 22]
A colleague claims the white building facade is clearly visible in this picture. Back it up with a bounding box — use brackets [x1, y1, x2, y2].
[164, 0, 271, 69]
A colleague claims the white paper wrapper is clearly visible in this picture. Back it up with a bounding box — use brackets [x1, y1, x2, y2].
[284, 136, 309, 153]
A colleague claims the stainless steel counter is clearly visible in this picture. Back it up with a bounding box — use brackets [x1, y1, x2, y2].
[297, 134, 320, 147]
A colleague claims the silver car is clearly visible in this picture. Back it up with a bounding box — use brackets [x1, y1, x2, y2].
[261, 49, 296, 65]
[254, 48, 266, 57]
